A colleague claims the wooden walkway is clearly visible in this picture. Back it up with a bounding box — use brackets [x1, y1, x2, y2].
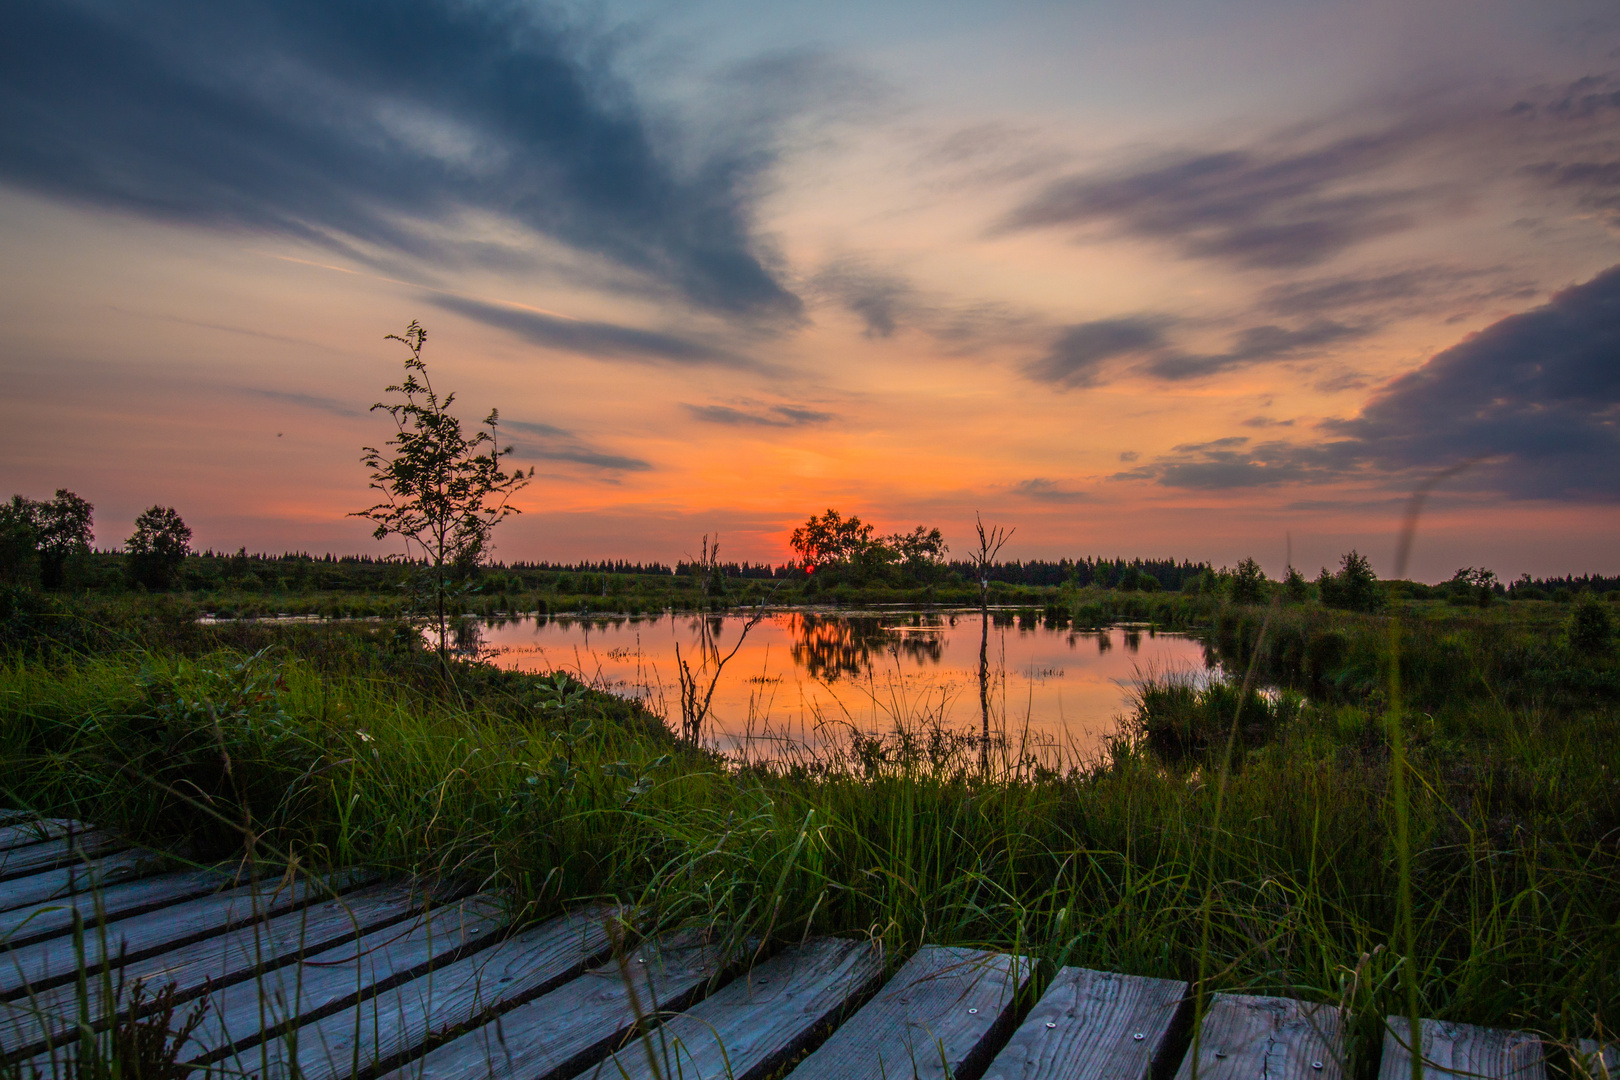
[0, 820, 1603, 1080]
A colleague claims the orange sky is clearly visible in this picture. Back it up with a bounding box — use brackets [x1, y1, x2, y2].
[4, 0, 1620, 581]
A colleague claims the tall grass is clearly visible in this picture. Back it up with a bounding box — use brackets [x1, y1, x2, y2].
[3, 614, 1616, 1066]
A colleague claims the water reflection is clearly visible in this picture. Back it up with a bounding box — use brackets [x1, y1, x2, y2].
[471, 609, 1211, 760]
[789, 613, 945, 680]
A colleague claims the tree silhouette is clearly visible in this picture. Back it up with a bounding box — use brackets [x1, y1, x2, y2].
[355, 322, 531, 662]
[127, 506, 191, 590]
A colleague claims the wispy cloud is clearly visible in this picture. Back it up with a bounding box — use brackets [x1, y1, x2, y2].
[1011, 478, 1091, 502]
[685, 402, 834, 427]
[502, 417, 651, 473]
[237, 388, 363, 418]
[434, 295, 755, 369]
[998, 126, 1433, 269]
[0, 0, 800, 318]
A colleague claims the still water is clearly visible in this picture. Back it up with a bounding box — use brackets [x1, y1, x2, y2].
[474, 610, 1212, 762]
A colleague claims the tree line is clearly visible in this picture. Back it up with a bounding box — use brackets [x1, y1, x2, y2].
[0, 492, 193, 591]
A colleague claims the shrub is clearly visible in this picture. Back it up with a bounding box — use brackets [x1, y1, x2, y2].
[1569, 595, 1614, 655]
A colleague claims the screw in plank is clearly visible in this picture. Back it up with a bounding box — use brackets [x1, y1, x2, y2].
[1134, 1034, 1145, 1041]
[1312, 1064, 1324, 1071]
[969, 1008, 978, 1014]
[1046, 1022, 1057, 1029]
[1214, 1051, 1227, 1059]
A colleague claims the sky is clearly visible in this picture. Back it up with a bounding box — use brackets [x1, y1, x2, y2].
[3, 0, 1620, 582]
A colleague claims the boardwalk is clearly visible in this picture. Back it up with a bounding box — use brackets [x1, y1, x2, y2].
[0, 820, 1596, 1080]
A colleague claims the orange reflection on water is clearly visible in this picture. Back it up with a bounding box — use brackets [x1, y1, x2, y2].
[476, 610, 1212, 762]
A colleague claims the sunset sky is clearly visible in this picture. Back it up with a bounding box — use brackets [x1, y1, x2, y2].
[4, 0, 1620, 581]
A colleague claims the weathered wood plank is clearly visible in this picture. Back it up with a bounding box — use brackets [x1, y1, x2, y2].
[786, 945, 1033, 1080]
[0, 870, 369, 998]
[982, 967, 1187, 1080]
[180, 892, 510, 1064]
[0, 831, 125, 883]
[381, 929, 729, 1080]
[0, 867, 237, 951]
[587, 936, 885, 1080]
[1, 879, 428, 1061]
[0, 822, 86, 854]
[1576, 1040, 1616, 1080]
[202, 904, 615, 1080]
[0, 850, 176, 915]
[1379, 1018, 1544, 1080]
[1173, 994, 1345, 1080]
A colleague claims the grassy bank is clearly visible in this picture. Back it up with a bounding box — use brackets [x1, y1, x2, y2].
[1, 596, 1616, 1066]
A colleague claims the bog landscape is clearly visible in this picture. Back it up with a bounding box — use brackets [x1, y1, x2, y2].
[3, 1, 1620, 1078]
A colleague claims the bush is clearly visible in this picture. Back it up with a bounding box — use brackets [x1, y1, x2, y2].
[1569, 596, 1614, 655]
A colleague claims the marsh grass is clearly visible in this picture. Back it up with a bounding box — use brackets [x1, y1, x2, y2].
[0, 600, 1616, 1076]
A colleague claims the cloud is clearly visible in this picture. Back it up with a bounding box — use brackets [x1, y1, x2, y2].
[1023, 315, 1366, 386]
[1011, 478, 1091, 502]
[1025, 318, 1167, 387]
[999, 126, 1432, 269]
[238, 387, 363, 418]
[1115, 436, 1339, 490]
[0, 0, 800, 318]
[1322, 262, 1620, 500]
[1117, 264, 1620, 499]
[1144, 319, 1368, 381]
[502, 418, 651, 473]
[434, 295, 754, 368]
[811, 259, 914, 338]
[685, 403, 834, 427]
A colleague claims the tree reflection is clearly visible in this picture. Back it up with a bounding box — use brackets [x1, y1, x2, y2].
[788, 613, 943, 680]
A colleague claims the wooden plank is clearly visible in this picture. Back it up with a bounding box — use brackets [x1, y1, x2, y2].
[982, 967, 1187, 1080]
[380, 929, 730, 1080]
[180, 892, 510, 1064]
[1, 879, 429, 1061]
[0, 867, 237, 951]
[1576, 1040, 1616, 1080]
[0, 869, 370, 998]
[202, 904, 616, 1080]
[0, 831, 125, 883]
[587, 936, 885, 1080]
[1379, 1018, 1544, 1080]
[1174, 994, 1345, 1080]
[786, 945, 1033, 1080]
[0, 822, 85, 854]
[0, 850, 176, 915]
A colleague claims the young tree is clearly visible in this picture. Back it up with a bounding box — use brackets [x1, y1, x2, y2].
[1568, 594, 1614, 654]
[35, 489, 93, 590]
[355, 322, 532, 661]
[1283, 565, 1310, 603]
[1319, 550, 1383, 613]
[127, 506, 191, 590]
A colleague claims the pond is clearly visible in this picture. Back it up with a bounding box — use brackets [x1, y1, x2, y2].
[471, 609, 1213, 764]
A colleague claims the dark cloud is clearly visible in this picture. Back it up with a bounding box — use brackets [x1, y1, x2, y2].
[1011, 479, 1090, 502]
[1526, 159, 1620, 224]
[1242, 415, 1295, 428]
[1146, 319, 1369, 381]
[998, 128, 1430, 269]
[1023, 315, 1366, 387]
[0, 0, 800, 318]
[1119, 264, 1620, 499]
[685, 403, 834, 427]
[1323, 262, 1620, 500]
[1115, 437, 1339, 490]
[1025, 318, 1167, 387]
[434, 295, 753, 369]
[502, 418, 650, 473]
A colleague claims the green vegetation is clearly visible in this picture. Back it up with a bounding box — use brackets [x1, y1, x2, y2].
[1, 581, 1616, 1060]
